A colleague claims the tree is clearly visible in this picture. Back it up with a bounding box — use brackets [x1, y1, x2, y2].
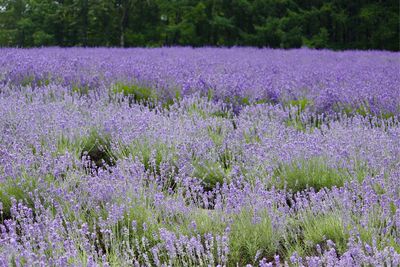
[0, 0, 397, 50]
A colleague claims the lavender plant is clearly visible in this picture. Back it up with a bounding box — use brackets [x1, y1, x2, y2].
[0, 48, 399, 266]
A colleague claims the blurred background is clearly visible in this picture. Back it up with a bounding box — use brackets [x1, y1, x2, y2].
[0, 0, 398, 50]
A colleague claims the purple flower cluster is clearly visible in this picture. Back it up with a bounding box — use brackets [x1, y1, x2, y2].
[1, 47, 399, 115]
[0, 48, 399, 266]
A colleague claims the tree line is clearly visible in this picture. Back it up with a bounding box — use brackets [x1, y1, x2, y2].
[0, 0, 398, 50]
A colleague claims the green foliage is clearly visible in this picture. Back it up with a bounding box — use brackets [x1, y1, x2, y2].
[21, 75, 35, 87]
[0, 0, 397, 50]
[188, 209, 226, 236]
[273, 157, 350, 192]
[0, 175, 38, 221]
[210, 110, 233, 119]
[184, 100, 232, 120]
[113, 83, 158, 107]
[173, 208, 281, 265]
[281, 26, 303, 48]
[207, 124, 225, 146]
[186, 102, 207, 118]
[304, 27, 329, 49]
[161, 89, 181, 110]
[284, 98, 323, 132]
[282, 204, 399, 259]
[33, 30, 54, 46]
[334, 101, 398, 130]
[254, 18, 282, 47]
[302, 213, 348, 254]
[78, 130, 115, 168]
[56, 134, 81, 159]
[355, 204, 400, 253]
[116, 203, 161, 246]
[283, 212, 348, 258]
[0, 29, 16, 46]
[54, 129, 116, 167]
[190, 124, 234, 190]
[223, 95, 251, 108]
[72, 85, 90, 96]
[218, 149, 234, 172]
[243, 127, 261, 144]
[229, 211, 279, 265]
[192, 159, 228, 191]
[286, 98, 311, 112]
[118, 140, 178, 185]
[193, 123, 234, 190]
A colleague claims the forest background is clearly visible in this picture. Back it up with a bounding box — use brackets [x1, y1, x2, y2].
[0, 0, 398, 50]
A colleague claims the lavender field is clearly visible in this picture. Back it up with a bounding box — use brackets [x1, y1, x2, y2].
[0, 48, 399, 266]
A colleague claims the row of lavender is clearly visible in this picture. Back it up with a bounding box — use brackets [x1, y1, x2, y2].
[0, 48, 399, 266]
[1, 48, 400, 115]
[1, 84, 399, 266]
